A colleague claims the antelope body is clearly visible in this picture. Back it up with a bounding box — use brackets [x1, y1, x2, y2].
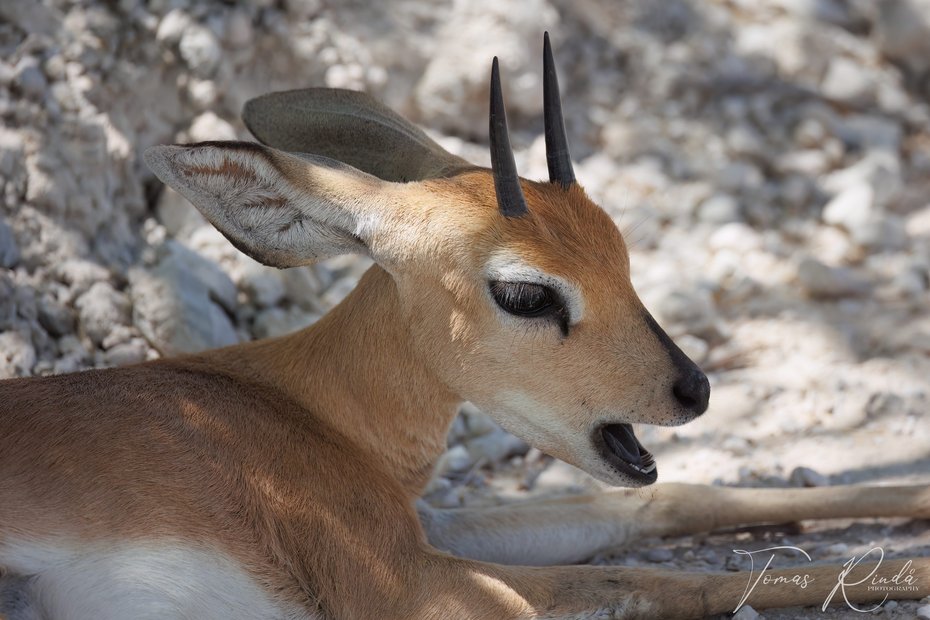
[1, 35, 928, 619]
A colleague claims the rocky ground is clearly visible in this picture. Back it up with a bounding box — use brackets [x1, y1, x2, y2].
[1, 0, 929, 617]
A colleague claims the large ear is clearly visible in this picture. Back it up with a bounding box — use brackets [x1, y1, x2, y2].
[144, 141, 395, 268]
[243, 88, 471, 183]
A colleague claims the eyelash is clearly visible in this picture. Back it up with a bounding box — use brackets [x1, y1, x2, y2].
[489, 281, 569, 336]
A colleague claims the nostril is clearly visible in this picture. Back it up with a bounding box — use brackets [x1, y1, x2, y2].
[672, 370, 710, 415]
[672, 382, 697, 408]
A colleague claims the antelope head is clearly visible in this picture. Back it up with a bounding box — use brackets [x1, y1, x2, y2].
[144, 34, 709, 487]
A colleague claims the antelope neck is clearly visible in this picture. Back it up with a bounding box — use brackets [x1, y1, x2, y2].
[213, 266, 460, 493]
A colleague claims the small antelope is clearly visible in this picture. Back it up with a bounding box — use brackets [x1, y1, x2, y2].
[1, 35, 927, 619]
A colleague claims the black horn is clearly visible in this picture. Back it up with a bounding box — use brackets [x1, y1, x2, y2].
[489, 57, 528, 218]
[543, 32, 575, 188]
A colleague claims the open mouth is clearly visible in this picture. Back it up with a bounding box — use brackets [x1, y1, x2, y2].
[595, 423, 658, 484]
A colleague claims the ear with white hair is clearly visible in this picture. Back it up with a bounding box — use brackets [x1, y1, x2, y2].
[144, 141, 401, 268]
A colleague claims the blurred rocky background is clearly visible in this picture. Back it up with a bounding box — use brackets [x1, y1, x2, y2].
[1, 0, 929, 616]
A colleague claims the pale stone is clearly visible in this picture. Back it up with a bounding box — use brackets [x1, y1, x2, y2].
[789, 466, 829, 487]
[0, 330, 36, 378]
[822, 183, 873, 231]
[179, 23, 221, 77]
[698, 194, 742, 224]
[797, 257, 871, 298]
[130, 259, 239, 356]
[820, 56, 874, 105]
[188, 111, 236, 142]
[75, 281, 131, 346]
[156, 8, 191, 45]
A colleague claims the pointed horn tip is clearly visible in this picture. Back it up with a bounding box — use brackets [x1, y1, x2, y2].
[541, 31, 576, 188]
[487, 53, 528, 218]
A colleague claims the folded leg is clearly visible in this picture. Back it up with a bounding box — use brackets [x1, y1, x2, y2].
[410, 549, 929, 619]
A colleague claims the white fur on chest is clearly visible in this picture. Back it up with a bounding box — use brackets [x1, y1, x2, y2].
[0, 539, 313, 620]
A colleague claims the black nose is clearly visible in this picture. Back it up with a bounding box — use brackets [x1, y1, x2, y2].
[643, 312, 711, 416]
[672, 369, 710, 415]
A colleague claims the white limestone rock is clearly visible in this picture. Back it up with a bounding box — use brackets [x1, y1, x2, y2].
[75, 281, 132, 347]
[129, 251, 239, 356]
[796, 257, 872, 298]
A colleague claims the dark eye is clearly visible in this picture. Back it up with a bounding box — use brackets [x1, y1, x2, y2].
[489, 281, 559, 318]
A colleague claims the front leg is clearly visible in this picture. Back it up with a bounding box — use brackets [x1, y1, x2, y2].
[420, 483, 930, 565]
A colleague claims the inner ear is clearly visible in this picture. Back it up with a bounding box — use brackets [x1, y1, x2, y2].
[145, 142, 377, 268]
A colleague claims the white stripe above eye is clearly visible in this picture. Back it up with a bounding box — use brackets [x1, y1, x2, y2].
[484, 252, 585, 324]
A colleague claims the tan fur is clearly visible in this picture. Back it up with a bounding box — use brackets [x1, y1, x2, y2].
[2, 101, 928, 619]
